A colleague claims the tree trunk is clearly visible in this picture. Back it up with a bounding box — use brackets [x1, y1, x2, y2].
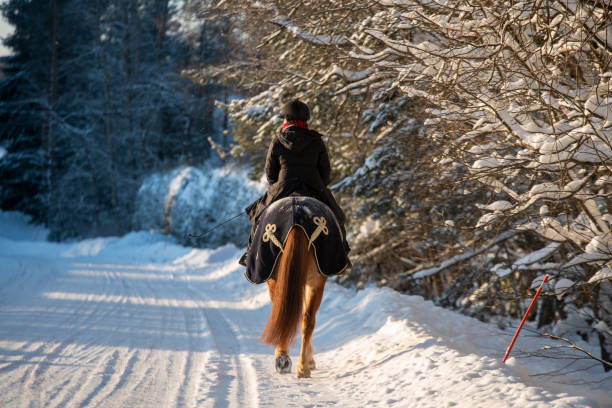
[123, 0, 137, 189]
[97, 0, 120, 225]
[45, 0, 59, 225]
[155, 0, 169, 52]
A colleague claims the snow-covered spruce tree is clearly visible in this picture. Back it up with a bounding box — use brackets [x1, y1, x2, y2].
[0, 0, 229, 240]
[0, 0, 65, 221]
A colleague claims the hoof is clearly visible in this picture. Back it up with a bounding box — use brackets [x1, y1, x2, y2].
[309, 359, 316, 370]
[275, 354, 291, 374]
[297, 367, 311, 378]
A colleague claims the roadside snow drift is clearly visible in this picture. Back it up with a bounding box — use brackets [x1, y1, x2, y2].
[0, 212, 610, 407]
[132, 164, 264, 249]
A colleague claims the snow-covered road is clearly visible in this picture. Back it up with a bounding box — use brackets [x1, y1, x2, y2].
[0, 212, 610, 407]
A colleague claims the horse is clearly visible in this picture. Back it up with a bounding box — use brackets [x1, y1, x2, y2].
[244, 196, 349, 378]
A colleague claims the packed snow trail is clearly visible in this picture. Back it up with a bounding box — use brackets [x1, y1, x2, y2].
[0, 213, 610, 407]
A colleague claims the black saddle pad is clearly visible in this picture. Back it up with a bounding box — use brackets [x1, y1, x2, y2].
[245, 196, 350, 284]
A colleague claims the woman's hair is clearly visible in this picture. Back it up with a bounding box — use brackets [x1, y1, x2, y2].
[281, 99, 310, 122]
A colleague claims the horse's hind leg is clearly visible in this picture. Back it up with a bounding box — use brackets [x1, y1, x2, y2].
[274, 342, 291, 373]
[297, 272, 326, 378]
[268, 278, 292, 373]
[275, 348, 291, 373]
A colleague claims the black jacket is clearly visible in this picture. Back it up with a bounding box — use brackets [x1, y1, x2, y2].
[246, 126, 346, 227]
[266, 127, 330, 190]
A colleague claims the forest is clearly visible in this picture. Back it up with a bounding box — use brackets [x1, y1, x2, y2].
[0, 0, 232, 240]
[1, 0, 611, 370]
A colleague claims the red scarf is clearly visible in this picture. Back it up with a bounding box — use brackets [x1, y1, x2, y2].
[282, 120, 308, 130]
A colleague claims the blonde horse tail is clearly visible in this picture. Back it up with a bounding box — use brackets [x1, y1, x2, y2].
[260, 227, 309, 347]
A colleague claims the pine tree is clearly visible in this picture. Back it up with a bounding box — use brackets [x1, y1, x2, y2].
[0, 0, 230, 238]
[0, 0, 55, 220]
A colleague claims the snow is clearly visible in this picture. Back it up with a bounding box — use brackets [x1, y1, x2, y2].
[0, 211, 610, 407]
[271, 16, 348, 45]
[0, 14, 14, 57]
[476, 200, 513, 212]
[0, 211, 48, 241]
[553, 278, 574, 298]
[585, 232, 612, 255]
[588, 268, 612, 284]
[471, 157, 505, 171]
[529, 182, 560, 197]
[531, 275, 549, 290]
[564, 252, 611, 267]
[475, 212, 498, 228]
[492, 243, 561, 279]
[322, 65, 372, 82]
[514, 243, 560, 268]
[133, 164, 264, 248]
[493, 266, 512, 278]
[539, 134, 580, 154]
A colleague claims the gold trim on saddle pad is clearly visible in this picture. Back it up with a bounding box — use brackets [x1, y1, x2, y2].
[308, 216, 329, 249]
[262, 223, 284, 252]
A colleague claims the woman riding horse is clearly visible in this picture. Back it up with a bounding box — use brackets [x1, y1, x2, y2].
[239, 99, 349, 265]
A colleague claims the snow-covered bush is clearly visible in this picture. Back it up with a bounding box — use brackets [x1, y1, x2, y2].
[133, 162, 265, 249]
[194, 0, 612, 368]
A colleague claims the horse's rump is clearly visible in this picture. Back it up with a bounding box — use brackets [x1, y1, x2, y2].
[244, 196, 350, 285]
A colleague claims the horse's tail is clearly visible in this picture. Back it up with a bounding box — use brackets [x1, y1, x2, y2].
[260, 227, 309, 347]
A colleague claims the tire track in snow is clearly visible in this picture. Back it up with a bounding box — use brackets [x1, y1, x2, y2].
[185, 282, 259, 408]
[0, 260, 88, 397]
[0, 342, 47, 376]
[176, 299, 209, 408]
[17, 265, 119, 408]
[201, 305, 250, 408]
[2, 246, 255, 407]
[72, 266, 184, 408]
[132, 267, 215, 408]
[77, 349, 122, 407]
[33, 268, 127, 408]
[62, 263, 217, 408]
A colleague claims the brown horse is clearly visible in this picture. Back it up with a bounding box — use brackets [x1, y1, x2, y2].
[259, 227, 327, 378]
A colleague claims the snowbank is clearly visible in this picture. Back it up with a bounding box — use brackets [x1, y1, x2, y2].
[132, 162, 265, 249]
[0, 210, 48, 241]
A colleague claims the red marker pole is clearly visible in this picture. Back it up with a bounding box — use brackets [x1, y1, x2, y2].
[503, 274, 549, 363]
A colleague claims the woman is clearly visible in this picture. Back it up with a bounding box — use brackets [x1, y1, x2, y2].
[239, 99, 349, 265]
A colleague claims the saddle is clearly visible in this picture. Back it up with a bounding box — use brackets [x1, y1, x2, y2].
[244, 196, 350, 284]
